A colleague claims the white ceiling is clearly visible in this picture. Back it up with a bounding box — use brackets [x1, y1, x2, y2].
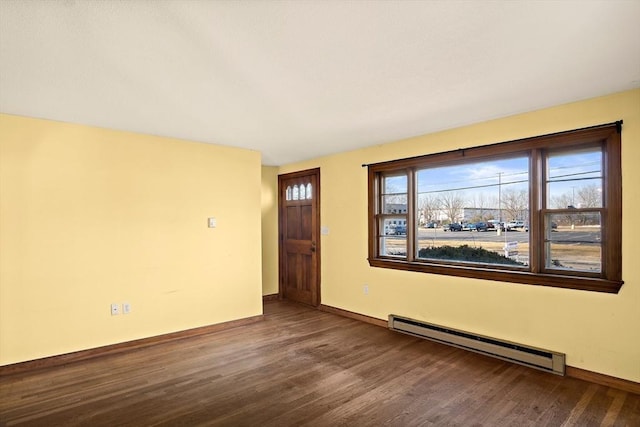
[1, 1, 639, 166]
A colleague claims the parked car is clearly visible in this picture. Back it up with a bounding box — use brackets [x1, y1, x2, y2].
[444, 223, 463, 231]
[394, 224, 407, 235]
[426, 222, 437, 228]
[469, 222, 489, 232]
[385, 224, 407, 235]
[488, 220, 506, 231]
[505, 220, 525, 231]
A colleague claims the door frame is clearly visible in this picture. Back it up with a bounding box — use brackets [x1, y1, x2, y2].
[278, 167, 321, 306]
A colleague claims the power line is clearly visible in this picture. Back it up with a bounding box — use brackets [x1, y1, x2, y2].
[391, 164, 601, 195]
[548, 170, 601, 181]
[418, 178, 528, 195]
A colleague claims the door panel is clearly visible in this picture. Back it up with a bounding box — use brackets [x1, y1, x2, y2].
[286, 206, 300, 239]
[301, 205, 313, 240]
[278, 168, 320, 306]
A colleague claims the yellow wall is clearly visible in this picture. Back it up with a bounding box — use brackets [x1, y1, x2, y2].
[0, 114, 263, 366]
[261, 166, 279, 296]
[277, 89, 640, 383]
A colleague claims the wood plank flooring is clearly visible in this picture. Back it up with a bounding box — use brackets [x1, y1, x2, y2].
[1, 301, 638, 426]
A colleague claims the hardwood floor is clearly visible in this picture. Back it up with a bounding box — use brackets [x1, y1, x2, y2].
[1, 301, 638, 426]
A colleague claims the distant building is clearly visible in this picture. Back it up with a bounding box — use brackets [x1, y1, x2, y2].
[385, 203, 407, 214]
[387, 204, 527, 225]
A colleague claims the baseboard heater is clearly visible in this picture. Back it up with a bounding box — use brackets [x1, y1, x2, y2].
[389, 314, 565, 376]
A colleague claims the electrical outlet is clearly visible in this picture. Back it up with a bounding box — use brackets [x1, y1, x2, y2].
[110, 303, 120, 316]
[363, 284, 369, 295]
[123, 302, 131, 314]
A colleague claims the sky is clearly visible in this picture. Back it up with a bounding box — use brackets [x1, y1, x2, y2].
[384, 148, 602, 209]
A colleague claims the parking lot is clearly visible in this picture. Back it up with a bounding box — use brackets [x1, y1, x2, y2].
[417, 227, 600, 244]
[381, 226, 601, 270]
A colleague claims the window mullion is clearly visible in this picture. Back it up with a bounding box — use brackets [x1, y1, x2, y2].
[371, 171, 381, 259]
[530, 149, 543, 273]
[407, 168, 415, 262]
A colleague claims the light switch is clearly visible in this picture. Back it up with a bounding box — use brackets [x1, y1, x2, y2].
[321, 226, 329, 235]
[208, 217, 217, 228]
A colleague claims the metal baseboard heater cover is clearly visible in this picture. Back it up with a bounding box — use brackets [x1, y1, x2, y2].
[389, 314, 565, 376]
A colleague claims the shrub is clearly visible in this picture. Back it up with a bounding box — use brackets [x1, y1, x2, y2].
[418, 245, 524, 266]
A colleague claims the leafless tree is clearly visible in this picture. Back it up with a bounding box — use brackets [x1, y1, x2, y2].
[549, 193, 575, 225]
[577, 184, 602, 208]
[486, 195, 499, 219]
[550, 193, 573, 209]
[382, 181, 407, 213]
[502, 189, 528, 221]
[549, 192, 574, 225]
[439, 192, 465, 223]
[470, 193, 491, 221]
[418, 193, 440, 224]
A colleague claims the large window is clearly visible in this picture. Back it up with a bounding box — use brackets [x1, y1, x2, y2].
[367, 123, 623, 293]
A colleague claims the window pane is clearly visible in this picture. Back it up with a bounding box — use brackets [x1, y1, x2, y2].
[379, 217, 406, 257]
[379, 236, 407, 257]
[547, 148, 602, 208]
[382, 194, 408, 214]
[382, 217, 407, 236]
[545, 212, 601, 272]
[286, 186, 292, 201]
[293, 185, 299, 200]
[299, 183, 306, 199]
[381, 174, 407, 214]
[306, 183, 312, 199]
[383, 174, 407, 193]
[416, 156, 529, 266]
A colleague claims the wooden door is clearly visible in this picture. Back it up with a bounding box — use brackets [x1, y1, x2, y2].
[278, 168, 320, 306]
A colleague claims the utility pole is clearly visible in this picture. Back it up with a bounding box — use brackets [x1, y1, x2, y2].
[497, 172, 503, 236]
[498, 172, 503, 223]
